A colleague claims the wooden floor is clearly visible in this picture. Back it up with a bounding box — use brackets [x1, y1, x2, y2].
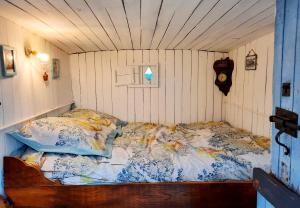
[4, 157, 256, 208]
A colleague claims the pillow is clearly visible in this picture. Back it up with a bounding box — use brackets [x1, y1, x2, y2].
[61, 109, 128, 128]
[8, 117, 119, 158]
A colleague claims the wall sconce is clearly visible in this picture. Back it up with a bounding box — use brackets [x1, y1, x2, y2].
[25, 47, 49, 63]
[25, 46, 50, 83]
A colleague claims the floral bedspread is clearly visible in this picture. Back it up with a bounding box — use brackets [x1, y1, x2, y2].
[19, 122, 271, 185]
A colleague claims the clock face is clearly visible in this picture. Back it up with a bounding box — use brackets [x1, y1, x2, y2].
[218, 73, 227, 82]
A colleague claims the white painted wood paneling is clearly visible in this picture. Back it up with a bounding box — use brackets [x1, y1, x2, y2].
[150, 50, 159, 123]
[191, 50, 198, 122]
[126, 50, 135, 121]
[102, 51, 113, 114]
[165, 50, 175, 124]
[174, 50, 183, 123]
[71, 49, 228, 124]
[225, 32, 274, 137]
[206, 52, 215, 121]
[0, 16, 73, 195]
[95, 51, 103, 112]
[142, 50, 151, 121]
[86, 52, 97, 110]
[0, 0, 275, 53]
[70, 54, 80, 106]
[116, 50, 128, 120]
[198, 51, 207, 121]
[182, 50, 192, 123]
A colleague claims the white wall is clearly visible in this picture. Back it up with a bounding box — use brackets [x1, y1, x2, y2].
[69, 34, 274, 137]
[0, 16, 73, 195]
[70, 50, 228, 124]
[223, 32, 274, 138]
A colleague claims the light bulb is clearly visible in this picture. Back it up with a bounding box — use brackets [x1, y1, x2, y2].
[37, 52, 49, 63]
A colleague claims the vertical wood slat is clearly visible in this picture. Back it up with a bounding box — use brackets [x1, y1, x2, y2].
[242, 41, 255, 132]
[134, 50, 144, 122]
[110, 51, 118, 118]
[126, 50, 135, 122]
[102, 51, 113, 114]
[213, 52, 223, 121]
[198, 51, 207, 122]
[143, 50, 151, 122]
[191, 50, 198, 123]
[86, 52, 97, 110]
[236, 46, 245, 129]
[79, 53, 88, 108]
[256, 35, 269, 136]
[206, 52, 215, 121]
[158, 50, 166, 123]
[95, 51, 104, 112]
[150, 50, 159, 123]
[116, 51, 128, 121]
[290, 0, 300, 193]
[174, 50, 183, 123]
[182, 50, 192, 123]
[70, 54, 80, 107]
[228, 49, 238, 126]
[165, 50, 175, 124]
[264, 38, 274, 139]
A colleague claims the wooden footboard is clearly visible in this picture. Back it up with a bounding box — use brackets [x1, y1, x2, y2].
[4, 156, 256, 208]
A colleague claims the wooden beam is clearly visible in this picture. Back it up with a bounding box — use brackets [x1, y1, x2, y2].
[253, 168, 300, 208]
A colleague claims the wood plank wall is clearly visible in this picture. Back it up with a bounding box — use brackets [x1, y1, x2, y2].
[0, 16, 73, 195]
[70, 50, 227, 124]
[223, 32, 274, 138]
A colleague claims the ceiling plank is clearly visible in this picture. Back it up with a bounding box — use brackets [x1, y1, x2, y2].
[104, 0, 133, 49]
[209, 14, 274, 51]
[225, 24, 274, 52]
[140, 0, 162, 49]
[48, 0, 108, 50]
[0, 0, 77, 53]
[7, 0, 85, 52]
[65, 0, 118, 50]
[27, 0, 101, 51]
[85, 0, 124, 49]
[222, 24, 273, 53]
[123, 0, 140, 49]
[192, 0, 275, 50]
[150, 0, 182, 49]
[157, 0, 201, 49]
[167, 0, 219, 49]
[173, 0, 241, 49]
[201, 5, 274, 51]
[172, 0, 259, 49]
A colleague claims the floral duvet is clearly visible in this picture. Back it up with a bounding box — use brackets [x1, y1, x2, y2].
[19, 122, 271, 185]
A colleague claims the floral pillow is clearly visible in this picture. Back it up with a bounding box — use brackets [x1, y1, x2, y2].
[61, 109, 127, 128]
[8, 116, 119, 158]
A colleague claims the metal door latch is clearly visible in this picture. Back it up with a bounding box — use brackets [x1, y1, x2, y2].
[269, 107, 300, 155]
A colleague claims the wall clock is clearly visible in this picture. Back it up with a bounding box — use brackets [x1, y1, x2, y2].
[213, 57, 234, 96]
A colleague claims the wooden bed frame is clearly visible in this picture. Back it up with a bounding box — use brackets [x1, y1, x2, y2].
[4, 156, 256, 208]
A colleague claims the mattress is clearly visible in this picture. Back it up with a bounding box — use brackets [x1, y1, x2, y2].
[17, 122, 271, 185]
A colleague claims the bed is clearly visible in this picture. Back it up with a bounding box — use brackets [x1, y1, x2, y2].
[3, 109, 270, 208]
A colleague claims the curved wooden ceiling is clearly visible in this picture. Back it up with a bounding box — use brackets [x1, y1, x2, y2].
[0, 0, 275, 53]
